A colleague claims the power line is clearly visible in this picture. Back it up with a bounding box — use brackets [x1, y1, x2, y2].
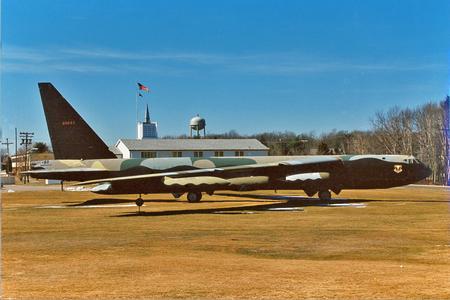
[19, 132, 34, 184]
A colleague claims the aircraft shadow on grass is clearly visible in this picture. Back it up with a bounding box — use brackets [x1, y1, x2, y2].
[112, 194, 377, 218]
[216, 193, 450, 204]
[68, 197, 278, 206]
[65, 193, 448, 217]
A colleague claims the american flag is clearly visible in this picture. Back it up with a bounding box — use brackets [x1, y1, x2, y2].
[137, 82, 150, 92]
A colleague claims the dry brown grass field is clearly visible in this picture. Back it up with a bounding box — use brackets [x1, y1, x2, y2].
[2, 185, 449, 299]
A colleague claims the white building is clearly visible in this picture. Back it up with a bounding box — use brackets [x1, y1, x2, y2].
[137, 105, 158, 139]
[114, 138, 269, 159]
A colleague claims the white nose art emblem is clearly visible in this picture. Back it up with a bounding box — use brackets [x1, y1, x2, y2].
[393, 165, 403, 174]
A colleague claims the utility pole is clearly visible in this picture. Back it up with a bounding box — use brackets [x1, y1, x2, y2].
[19, 132, 34, 183]
[2, 138, 13, 155]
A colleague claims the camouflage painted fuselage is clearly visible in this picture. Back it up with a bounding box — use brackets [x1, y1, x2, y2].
[31, 154, 431, 195]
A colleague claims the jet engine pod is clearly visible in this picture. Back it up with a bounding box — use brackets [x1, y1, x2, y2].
[285, 172, 330, 182]
[163, 176, 230, 188]
[227, 176, 269, 191]
[227, 176, 269, 185]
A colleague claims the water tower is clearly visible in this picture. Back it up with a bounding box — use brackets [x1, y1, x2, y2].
[190, 114, 206, 138]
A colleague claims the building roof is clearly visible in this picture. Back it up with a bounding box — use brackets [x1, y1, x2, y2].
[117, 138, 269, 151]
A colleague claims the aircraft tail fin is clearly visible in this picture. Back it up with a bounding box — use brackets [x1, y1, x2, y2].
[38, 82, 116, 160]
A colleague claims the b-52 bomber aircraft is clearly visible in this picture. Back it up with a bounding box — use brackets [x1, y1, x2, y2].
[27, 83, 432, 207]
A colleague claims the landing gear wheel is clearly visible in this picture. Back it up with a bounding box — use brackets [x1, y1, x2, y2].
[135, 197, 144, 207]
[318, 190, 332, 201]
[187, 192, 202, 203]
[135, 197, 144, 214]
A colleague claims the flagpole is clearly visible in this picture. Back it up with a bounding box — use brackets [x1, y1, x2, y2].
[135, 90, 138, 124]
[135, 86, 138, 138]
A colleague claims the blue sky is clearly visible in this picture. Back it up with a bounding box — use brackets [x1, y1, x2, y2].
[2, 0, 449, 147]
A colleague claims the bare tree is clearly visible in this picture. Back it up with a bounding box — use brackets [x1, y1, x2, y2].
[415, 102, 445, 183]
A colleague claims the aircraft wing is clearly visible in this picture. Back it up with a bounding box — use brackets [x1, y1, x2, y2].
[73, 156, 343, 186]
